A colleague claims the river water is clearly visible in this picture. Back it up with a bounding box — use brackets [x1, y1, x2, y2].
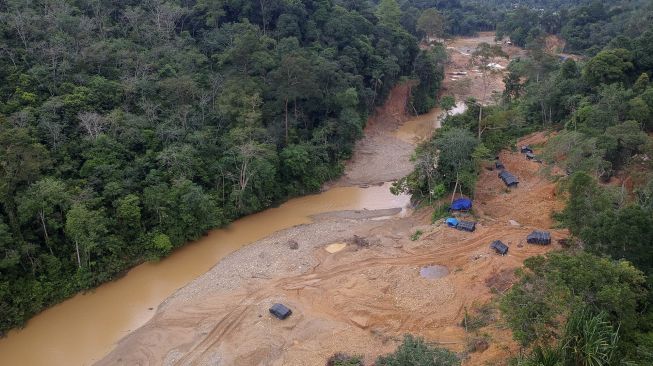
[0, 184, 410, 365]
[0, 98, 463, 366]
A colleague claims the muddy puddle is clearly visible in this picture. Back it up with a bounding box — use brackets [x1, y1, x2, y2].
[395, 102, 467, 143]
[419, 265, 450, 280]
[0, 183, 409, 366]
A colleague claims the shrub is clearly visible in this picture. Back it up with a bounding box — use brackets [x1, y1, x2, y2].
[376, 335, 460, 366]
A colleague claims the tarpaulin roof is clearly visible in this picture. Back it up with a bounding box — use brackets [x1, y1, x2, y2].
[446, 218, 459, 227]
[527, 231, 551, 245]
[456, 221, 476, 232]
[490, 240, 509, 255]
[451, 198, 472, 211]
[499, 170, 519, 186]
[270, 303, 292, 320]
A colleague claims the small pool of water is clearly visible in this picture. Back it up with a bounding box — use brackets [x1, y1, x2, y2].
[419, 265, 449, 280]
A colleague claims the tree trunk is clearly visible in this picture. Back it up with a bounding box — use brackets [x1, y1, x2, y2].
[478, 104, 483, 140]
[284, 97, 289, 144]
[451, 172, 460, 204]
[39, 210, 54, 255]
[75, 241, 82, 268]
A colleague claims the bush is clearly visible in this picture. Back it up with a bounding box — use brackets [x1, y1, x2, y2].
[410, 230, 423, 241]
[376, 335, 460, 366]
[326, 353, 363, 366]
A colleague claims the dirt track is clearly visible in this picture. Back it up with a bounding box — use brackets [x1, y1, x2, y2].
[98, 35, 564, 366]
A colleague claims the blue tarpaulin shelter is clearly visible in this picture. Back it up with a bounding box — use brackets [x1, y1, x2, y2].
[451, 198, 472, 211]
[446, 218, 459, 227]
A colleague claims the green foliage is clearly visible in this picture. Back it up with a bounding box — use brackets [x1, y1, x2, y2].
[411, 46, 447, 114]
[376, 0, 402, 28]
[584, 49, 634, 87]
[0, 0, 423, 334]
[410, 230, 423, 241]
[376, 335, 460, 366]
[501, 252, 648, 356]
[440, 96, 456, 114]
[431, 204, 448, 223]
[151, 233, 173, 259]
[417, 9, 445, 40]
[326, 353, 363, 366]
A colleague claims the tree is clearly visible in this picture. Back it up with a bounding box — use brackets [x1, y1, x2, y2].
[417, 8, 445, 42]
[78, 111, 109, 140]
[0, 127, 49, 236]
[470, 43, 508, 139]
[65, 204, 108, 269]
[440, 95, 456, 116]
[584, 49, 634, 87]
[434, 128, 479, 201]
[17, 178, 70, 255]
[376, 0, 401, 28]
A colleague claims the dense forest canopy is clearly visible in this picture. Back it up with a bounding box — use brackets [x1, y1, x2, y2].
[0, 0, 442, 334]
[496, 0, 653, 54]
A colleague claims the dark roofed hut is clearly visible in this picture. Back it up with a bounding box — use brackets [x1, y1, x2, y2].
[498, 170, 519, 187]
[490, 240, 509, 255]
[456, 221, 476, 232]
[495, 161, 505, 170]
[521, 145, 533, 154]
[527, 231, 551, 245]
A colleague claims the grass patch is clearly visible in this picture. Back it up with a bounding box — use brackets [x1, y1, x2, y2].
[461, 303, 496, 331]
[431, 204, 449, 223]
[410, 230, 423, 241]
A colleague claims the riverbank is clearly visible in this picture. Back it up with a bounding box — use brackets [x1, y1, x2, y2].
[0, 33, 527, 366]
[98, 132, 566, 365]
[97, 35, 565, 365]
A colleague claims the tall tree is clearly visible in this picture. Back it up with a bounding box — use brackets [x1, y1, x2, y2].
[376, 0, 402, 28]
[470, 43, 508, 139]
[417, 8, 445, 42]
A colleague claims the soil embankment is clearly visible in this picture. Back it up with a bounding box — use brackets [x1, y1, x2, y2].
[98, 34, 565, 365]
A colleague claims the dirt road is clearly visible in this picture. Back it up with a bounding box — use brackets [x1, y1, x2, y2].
[98, 34, 561, 366]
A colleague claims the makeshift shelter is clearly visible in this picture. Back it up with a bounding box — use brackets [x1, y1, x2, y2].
[446, 218, 459, 227]
[456, 221, 476, 232]
[490, 240, 509, 255]
[498, 170, 519, 187]
[521, 145, 533, 154]
[450, 198, 473, 211]
[269, 303, 292, 320]
[495, 161, 505, 170]
[527, 231, 551, 245]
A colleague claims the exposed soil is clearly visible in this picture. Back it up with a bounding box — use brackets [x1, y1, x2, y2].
[98, 34, 564, 366]
[333, 84, 416, 187]
[443, 32, 526, 104]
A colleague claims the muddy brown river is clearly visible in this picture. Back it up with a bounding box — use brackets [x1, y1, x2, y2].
[0, 183, 410, 366]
